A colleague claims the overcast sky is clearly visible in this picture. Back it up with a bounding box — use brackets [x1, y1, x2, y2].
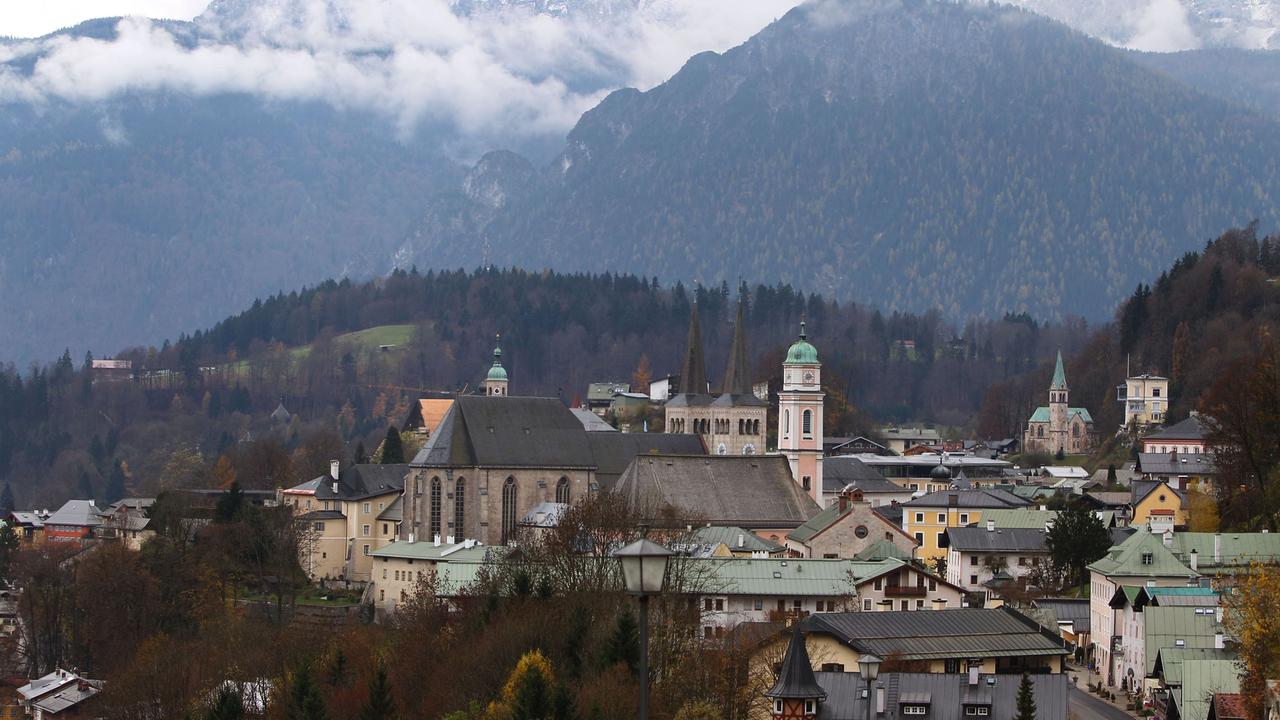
[0, 1, 208, 38]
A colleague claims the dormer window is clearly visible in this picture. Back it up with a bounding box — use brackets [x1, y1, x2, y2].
[1142, 552, 1153, 566]
[903, 705, 928, 716]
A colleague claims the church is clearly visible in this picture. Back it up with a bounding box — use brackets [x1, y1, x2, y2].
[1023, 351, 1096, 455]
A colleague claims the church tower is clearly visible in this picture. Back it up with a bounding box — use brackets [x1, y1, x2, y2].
[484, 334, 509, 396]
[1048, 349, 1068, 454]
[710, 302, 768, 455]
[766, 625, 827, 719]
[778, 322, 825, 503]
[665, 304, 714, 443]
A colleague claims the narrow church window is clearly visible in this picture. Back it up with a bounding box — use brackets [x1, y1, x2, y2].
[783, 410, 790, 438]
[502, 477, 518, 544]
[430, 477, 442, 539]
[556, 477, 570, 504]
[802, 410, 813, 436]
[454, 477, 466, 536]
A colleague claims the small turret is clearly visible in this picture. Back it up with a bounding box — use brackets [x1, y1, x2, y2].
[484, 334, 509, 397]
[766, 624, 827, 718]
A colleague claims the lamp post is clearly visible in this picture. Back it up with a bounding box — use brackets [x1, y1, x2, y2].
[615, 538, 674, 720]
[858, 653, 881, 720]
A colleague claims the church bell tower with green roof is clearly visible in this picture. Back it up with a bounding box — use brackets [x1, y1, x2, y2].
[484, 334, 509, 397]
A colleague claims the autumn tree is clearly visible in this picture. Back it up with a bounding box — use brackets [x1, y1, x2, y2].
[631, 355, 652, 395]
[1224, 565, 1280, 720]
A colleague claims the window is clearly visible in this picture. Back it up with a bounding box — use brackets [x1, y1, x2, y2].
[305, 499, 312, 509]
[914, 513, 924, 524]
[1153, 387, 1161, 397]
[863, 598, 872, 611]
[382, 523, 388, 535]
[978, 709, 989, 716]
[363, 544, 370, 556]
[382, 569, 387, 579]
[929, 578, 936, 591]
[970, 575, 978, 585]
[970, 556, 978, 566]
[704, 598, 713, 611]
[754, 598, 763, 611]
[915, 533, 924, 545]
[900, 600, 908, 611]
[804, 699, 816, 715]
[819, 663, 845, 673]
[362, 524, 371, 536]
[854, 525, 869, 539]
[429, 477, 442, 539]
[774, 700, 783, 715]
[556, 477, 570, 504]
[313, 522, 324, 531]
[903, 705, 927, 715]
[704, 626, 713, 639]
[916, 599, 924, 609]
[454, 477, 466, 535]
[874, 578, 882, 591]
[363, 502, 371, 514]
[501, 477, 518, 544]
[792, 600, 802, 612]
[380, 590, 385, 601]
[937, 513, 946, 523]
[959, 513, 969, 524]
[945, 659, 961, 673]
[1142, 552, 1154, 566]
[1175, 639, 1186, 647]
[715, 598, 724, 611]
[1018, 557, 1027, 567]
[802, 409, 813, 436]
[783, 410, 790, 438]
[802, 476, 811, 491]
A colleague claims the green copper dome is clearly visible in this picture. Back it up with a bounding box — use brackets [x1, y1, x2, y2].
[487, 336, 508, 381]
[784, 322, 819, 365]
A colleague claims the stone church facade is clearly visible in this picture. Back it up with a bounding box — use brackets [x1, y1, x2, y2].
[1023, 351, 1095, 455]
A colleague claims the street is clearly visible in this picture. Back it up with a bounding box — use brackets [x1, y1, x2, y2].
[1069, 686, 1134, 720]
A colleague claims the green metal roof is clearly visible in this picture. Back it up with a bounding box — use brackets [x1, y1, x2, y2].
[370, 540, 490, 563]
[486, 339, 508, 381]
[1027, 406, 1094, 424]
[1088, 530, 1194, 579]
[853, 539, 914, 562]
[979, 509, 1059, 529]
[692, 557, 900, 597]
[786, 502, 847, 543]
[1051, 350, 1067, 389]
[1144, 606, 1223, 675]
[686, 525, 783, 554]
[784, 322, 819, 365]
[1170, 532, 1280, 571]
[1153, 648, 1235, 686]
[1177, 659, 1240, 720]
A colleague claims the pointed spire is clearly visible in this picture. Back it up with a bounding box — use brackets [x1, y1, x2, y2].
[679, 304, 708, 396]
[766, 624, 827, 701]
[720, 302, 753, 396]
[1051, 349, 1067, 390]
[486, 333, 508, 383]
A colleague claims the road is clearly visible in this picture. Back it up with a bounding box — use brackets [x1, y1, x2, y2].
[1068, 686, 1133, 720]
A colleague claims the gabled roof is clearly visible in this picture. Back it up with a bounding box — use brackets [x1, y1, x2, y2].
[377, 496, 403, 522]
[823, 457, 906, 494]
[45, 500, 101, 528]
[571, 407, 617, 432]
[1144, 606, 1223, 675]
[812, 672, 1067, 720]
[803, 607, 1068, 661]
[615, 455, 819, 529]
[1153, 648, 1235, 686]
[370, 539, 489, 562]
[681, 526, 783, 556]
[901, 488, 1029, 509]
[314, 464, 407, 501]
[1177, 660, 1239, 720]
[1144, 415, 1210, 443]
[1139, 453, 1217, 476]
[519, 502, 568, 528]
[587, 382, 630, 402]
[977, 509, 1058, 529]
[787, 499, 910, 544]
[1170, 532, 1280, 572]
[1028, 406, 1094, 424]
[853, 539, 914, 562]
[1210, 693, 1246, 720]
[1131, 479, 1183, 507]
[1042, 466, 1089, 479]
[1034, 598, 1090, 632]
[1088, 530, 1194, 579]
[412, 396, 597, 469]
[946, 527, 1048, 553]
[691, 557, 885, 596]
[585, 432, 705, 491]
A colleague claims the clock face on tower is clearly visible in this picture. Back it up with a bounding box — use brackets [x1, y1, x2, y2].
[803, 371, 815, 384]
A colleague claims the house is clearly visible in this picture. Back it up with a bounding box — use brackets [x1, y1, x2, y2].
[614, 454, 821, 545]
[648, 375, 677, 403]
[825, 436, 892, 457]
[779, 670, 1067, 720]
[786, 489, 917, 560]
[369, 538, 489, 616]
[1161, 660, 1241, 720]
[1130, 480, 1186, 531]
[673, 526, 786, 558]
[96, 497, 155, 550]
[1040, 466, 1090, 481]
[1109, 585, 1224, 696]
[8, 511, 48, 544]
[1118, 374, 1171, 430]
[1151, 646, 1237, 720]
[850, 454, 1013, 493]
[796, 607, 1069, 674]
[89, 358, 132, 382]
[1208, 694, 1246, 720]
[406, 393, 704, 547]
[42, 501, 101, 543]
[17, 669, 102, 719]
[1033, 598, 1090, 654]
[821, 457, 914, 508]
[1140, 414, 1211, 455]
[900, 489, 1030, 562]
[284, 461, 407, 582]
[586, 382, 630, 415]
[402, 396, 455, 437]
[1137, 452, 1217, 495]
[879, 427, 941, 455]
[945, 524, 1050, 602]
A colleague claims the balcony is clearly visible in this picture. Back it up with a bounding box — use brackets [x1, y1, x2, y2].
[884, 584, 927, 598]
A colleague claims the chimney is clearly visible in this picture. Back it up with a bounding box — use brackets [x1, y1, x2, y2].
[949, 495, 959, 507]
[986, 519, 995, 532]
[1214, 533, 1222, 564]
[1216, 606, 1224, 624]
[408, 532, 415, 543]
[330, 460, 340, 480]
[737, 533, 745, 548]
[1039, 504, 1046, 512]
[1163, 531, 1173, 548]
[1189, 548, 1198, 571]
[1215, 632, 1225, 649]
[968, 664, 980, 686]
[433, 534, 441, 547]
[839, 493, 850, 513]
[446, 535, 455, 545]
[876, 683, 886, 714]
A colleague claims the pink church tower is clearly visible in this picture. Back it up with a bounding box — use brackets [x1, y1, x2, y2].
[778, 322, 825, 505]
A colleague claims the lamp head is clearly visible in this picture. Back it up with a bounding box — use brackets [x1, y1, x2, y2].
[615, 538, 674, 595]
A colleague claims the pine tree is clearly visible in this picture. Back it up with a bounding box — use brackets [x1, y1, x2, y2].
[104, 460, 127, 504]
[215, 481, 245, 523]
[358, 663, 395, 720]
[601, 606, 640, 673]
[0, 524, 19, 582]
[286, 666, 327, 720]
[1015, 672, 1036, 720]
[0, 482, 14, 514]
[204, 685, 245, 720]
[354, 442, 369, 465]
[78, 470, 95, 501]
[381, 427, 405, 464]
[327, 648, 348, 688]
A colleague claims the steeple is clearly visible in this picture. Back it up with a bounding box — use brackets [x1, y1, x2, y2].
[679, 304, 708, 397]
[1051, 350, 1067, 390]
[766, 624, 827, 706]
[720, 302, 753, 397]
[484, 334, 509, 396]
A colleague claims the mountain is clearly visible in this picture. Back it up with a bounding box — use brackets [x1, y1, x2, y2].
[399, 0, 1280, 322]
[992, 0, 1280, 50]
[1134, 48, 1280, 116]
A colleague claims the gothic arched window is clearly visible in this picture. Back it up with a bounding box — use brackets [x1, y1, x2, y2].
[783, 410, 790, 438]
[502, 477, 518, 545]
[556, 477, 570, 504]
[454, 477, 466, 537]
[429, 477, 442, 539]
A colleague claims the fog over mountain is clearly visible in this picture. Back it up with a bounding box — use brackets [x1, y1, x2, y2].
[995, 0, 1280, 50]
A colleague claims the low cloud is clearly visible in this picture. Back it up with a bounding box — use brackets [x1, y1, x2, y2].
[0, 0, 801, 144]
[1125, 0, 1200, 52]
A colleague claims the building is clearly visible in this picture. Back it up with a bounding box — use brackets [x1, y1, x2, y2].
[586, 382, 630, 415]
[369, 538, 489, 616]
[1109, 587, 1224, 696]
[879, 427, 941, 455]
[778, 322, 825, 502]
[1130, 479, 1186, 531]
[820, 459, 915, 508]
[89, 358, 132, 382]
[1140, 413, 1210, 454]
[42, 501, 101, 543]
[8, 510, 48, 544]
[1023, 351, 1095, 455]
[1137, 452, 1217, 495]
[673, 526, 786, 558]
[665, 304, 768, 456]
[1118, 373, 1171, 430]
[825, 436, 892, 456]
[614, 454, 820, 545]
[945, 524, 1050, 602]
[482, 335, 509, 397]
[765, 626, 827, 720]
[1034, 598, 1091, 655]
[402, 396, 455, 437]
[96, 497, 155, 550]
[17, 669, 102, 719]
[784, 670, 1067, 720]
[406, 391, 703, 547]
[849, 453, 1013, 493]
[785, 489, 917, 560]
[284, 462, 407, 582]
[796, 607, 1069, 674]
[648, 375, 677, 403]
[900, 487, 1030, 563]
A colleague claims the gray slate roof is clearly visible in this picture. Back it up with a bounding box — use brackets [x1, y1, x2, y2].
[570, 407, 617, 432]
[586, 432, 705, 490]
[45, 500, 101, 528]
[412, 396, 597, 468]
[803, 607, 1068, 661]
[1034, 598, 1090, 633]
[945, 526, 1048, 553]
[314, 464, 407, 501]
[901, 488, 1030, 509]
[1144, 415, 1210, 442]
[813, 672, 1067, 720]
[614, 454, 820, 529]
[823, 457, 905, 494]
[1139, 453, 1217, 476]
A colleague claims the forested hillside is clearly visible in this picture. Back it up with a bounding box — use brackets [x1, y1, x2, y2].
[977, 224, 1280, 454]
[406, 0, 1280, 322]
[0, 268, 1088, 508]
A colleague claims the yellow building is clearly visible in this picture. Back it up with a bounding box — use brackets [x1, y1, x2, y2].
[1118, 374, 1170, 431]
[1130, 480, 1186, 531]
[899, 486, 1030, 563]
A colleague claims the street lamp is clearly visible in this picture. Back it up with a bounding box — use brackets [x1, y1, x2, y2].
[616, 538, 674, 720]
[858, 653, 882, 720]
